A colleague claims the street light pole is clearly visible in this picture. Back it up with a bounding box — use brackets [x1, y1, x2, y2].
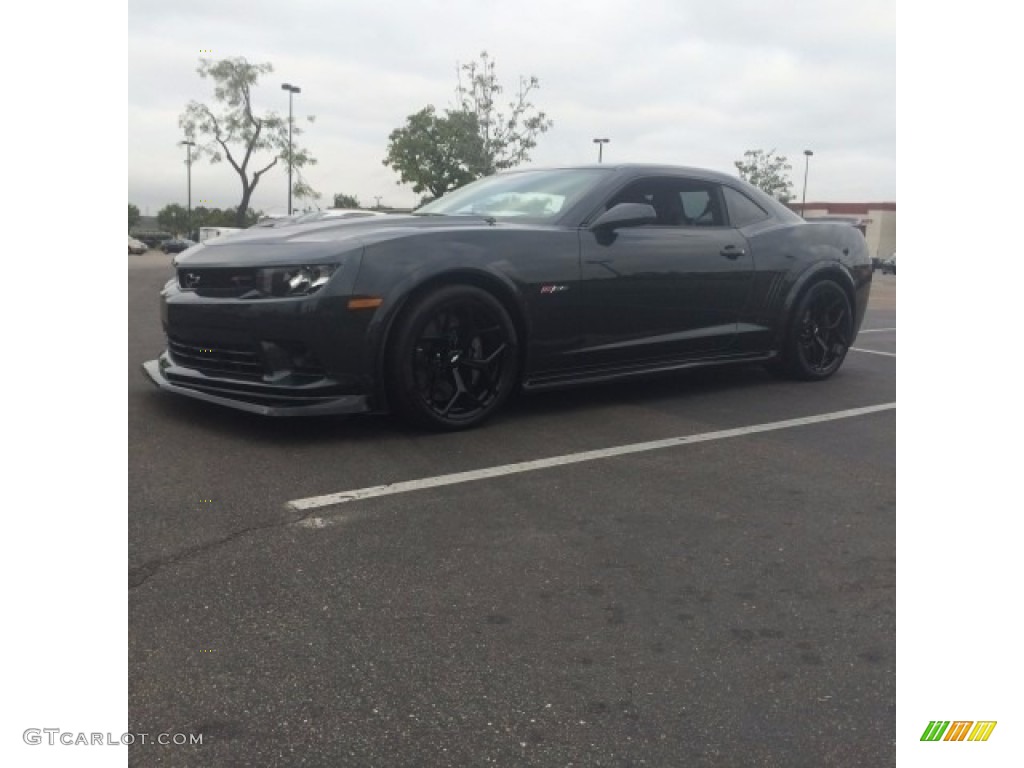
[180, 140, 195, 237]
[281, 83, 302, 214]
[801, 149, 814, 218]
[593, 138, 610, 163]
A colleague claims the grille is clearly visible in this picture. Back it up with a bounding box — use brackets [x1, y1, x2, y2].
[166, 336, 328, 382]
[167, 336, 265, 380]
[177, 268, 260, 298]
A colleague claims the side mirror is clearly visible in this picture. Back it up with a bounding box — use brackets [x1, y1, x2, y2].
[589, 202, 657, 231]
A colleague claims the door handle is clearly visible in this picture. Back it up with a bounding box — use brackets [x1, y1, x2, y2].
[720, 245, 745, 259]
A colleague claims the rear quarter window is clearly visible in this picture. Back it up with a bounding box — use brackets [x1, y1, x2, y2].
[723, 186, 770, 227]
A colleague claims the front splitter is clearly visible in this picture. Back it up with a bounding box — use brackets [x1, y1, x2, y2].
[141, 359, 372, 417]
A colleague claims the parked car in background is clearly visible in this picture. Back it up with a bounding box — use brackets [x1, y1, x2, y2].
[881, 255, 896, 274]
[145, 164, 873, 430]
[160, 238, 196, 254]
[133, 231, 171, 249]
[128, 236, 148, 255]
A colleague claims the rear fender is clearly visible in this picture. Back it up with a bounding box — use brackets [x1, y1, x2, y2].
[775, 262, 860, 349]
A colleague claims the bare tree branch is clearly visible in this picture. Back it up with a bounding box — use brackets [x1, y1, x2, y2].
[179, 57, 317, 225]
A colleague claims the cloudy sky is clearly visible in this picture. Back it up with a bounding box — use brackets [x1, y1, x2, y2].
[127, 0, 896, 217]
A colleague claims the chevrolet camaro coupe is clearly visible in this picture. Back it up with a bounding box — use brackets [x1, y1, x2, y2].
[144, 165, 872, 430]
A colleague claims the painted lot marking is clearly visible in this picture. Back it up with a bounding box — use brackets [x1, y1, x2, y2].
[852, 328, 896, 357]
[287, 403, 896, 514]
[850, 348, 896, 357]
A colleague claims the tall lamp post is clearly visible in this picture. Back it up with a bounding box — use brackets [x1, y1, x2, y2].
[281, 82, 302, 214]
[593, 138, 610, 163]
[179, 139, 195, 237]
[801, 149, 814, 218]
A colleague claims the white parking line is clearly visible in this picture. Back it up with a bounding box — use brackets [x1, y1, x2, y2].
[850, 348, 896, 357]
[859, 328, 897, 333]
[287, 402, 896, 513]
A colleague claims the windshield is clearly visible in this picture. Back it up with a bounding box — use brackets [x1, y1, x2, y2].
[417, 168, 611, 220]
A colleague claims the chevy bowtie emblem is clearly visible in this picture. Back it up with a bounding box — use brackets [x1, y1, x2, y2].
[183, 272, 202, 289]
[540, 284, 569, 294]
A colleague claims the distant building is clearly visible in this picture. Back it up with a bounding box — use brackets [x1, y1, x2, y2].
[800, 202, 896, 259]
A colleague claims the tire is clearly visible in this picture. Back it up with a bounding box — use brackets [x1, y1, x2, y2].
[386, 284, 520, 430]
[782, 279, 853, 381]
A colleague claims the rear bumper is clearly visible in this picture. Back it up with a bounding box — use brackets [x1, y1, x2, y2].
[142, 356, 371, 417]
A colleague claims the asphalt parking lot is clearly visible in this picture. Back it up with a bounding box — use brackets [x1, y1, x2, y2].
[129, 250, 895, 766]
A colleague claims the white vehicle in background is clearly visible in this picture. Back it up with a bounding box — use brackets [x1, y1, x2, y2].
[298, 208, 388, 222]
[198, 226, 244, 243]
[252, 209, 388, 228]
[128, 236, 148, 254]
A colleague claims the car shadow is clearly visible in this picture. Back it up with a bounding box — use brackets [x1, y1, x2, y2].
[135, 362, 778, 444]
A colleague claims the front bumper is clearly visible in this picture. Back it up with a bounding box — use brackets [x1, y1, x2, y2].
[142, 355, 371, 417]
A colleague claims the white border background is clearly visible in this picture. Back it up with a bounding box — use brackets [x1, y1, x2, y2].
[898, 2, 1021, 766]
[4, 1, 1023, 766]
[2, 3, 127, 765]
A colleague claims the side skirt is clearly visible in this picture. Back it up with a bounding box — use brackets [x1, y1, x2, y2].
[521, 351, 779, 392]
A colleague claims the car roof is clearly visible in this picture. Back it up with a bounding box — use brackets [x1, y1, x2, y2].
[497, 163, 744, 185]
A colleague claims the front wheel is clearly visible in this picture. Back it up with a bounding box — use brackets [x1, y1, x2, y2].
[782, 280, 853, 380]
[386, 285, 520, 430]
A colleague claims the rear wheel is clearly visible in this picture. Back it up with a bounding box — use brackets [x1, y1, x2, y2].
[386, 285, 519, 430]
[783, 280, 852, 380]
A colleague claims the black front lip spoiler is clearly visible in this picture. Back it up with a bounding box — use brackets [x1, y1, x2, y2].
[141, 359, 371, 417]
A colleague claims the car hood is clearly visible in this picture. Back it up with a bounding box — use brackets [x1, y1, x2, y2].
[172, 214, 527, 268]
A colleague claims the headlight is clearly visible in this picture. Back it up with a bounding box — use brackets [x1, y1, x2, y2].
[174, 263, 340, 298]
[259, 264, 339, 297]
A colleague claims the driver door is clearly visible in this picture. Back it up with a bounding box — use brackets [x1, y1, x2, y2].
[573, 176, 754, 370]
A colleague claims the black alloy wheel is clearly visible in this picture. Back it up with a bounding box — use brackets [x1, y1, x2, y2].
[387, 285, 519, 430]
[785, 279, 852, 380]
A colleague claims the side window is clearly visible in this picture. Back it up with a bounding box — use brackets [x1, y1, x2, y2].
[722, 186, 770, 227]
[607, 180, 655, 209]
[678, 187, 724, 227]
[606, 178, 725, 227]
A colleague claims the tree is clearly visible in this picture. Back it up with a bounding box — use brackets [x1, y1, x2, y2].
[188, 205, 262, 228]
[179, 57, 318, 227]
[734, 149, 794, 202]
[292, 168, 322, 211]
[223, 206, 262, 227]
[333, 193, 361, 209]
[456, 51, 553, 174]
[191, 205, 212, 226]
[157, 204, 191, 236]
[383, 51, 553, 198]
[383, 107, 485, 198]
[129, 203, 140, 230]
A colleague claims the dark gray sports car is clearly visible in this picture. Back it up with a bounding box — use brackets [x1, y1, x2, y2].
[143, 164, 871, 430]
